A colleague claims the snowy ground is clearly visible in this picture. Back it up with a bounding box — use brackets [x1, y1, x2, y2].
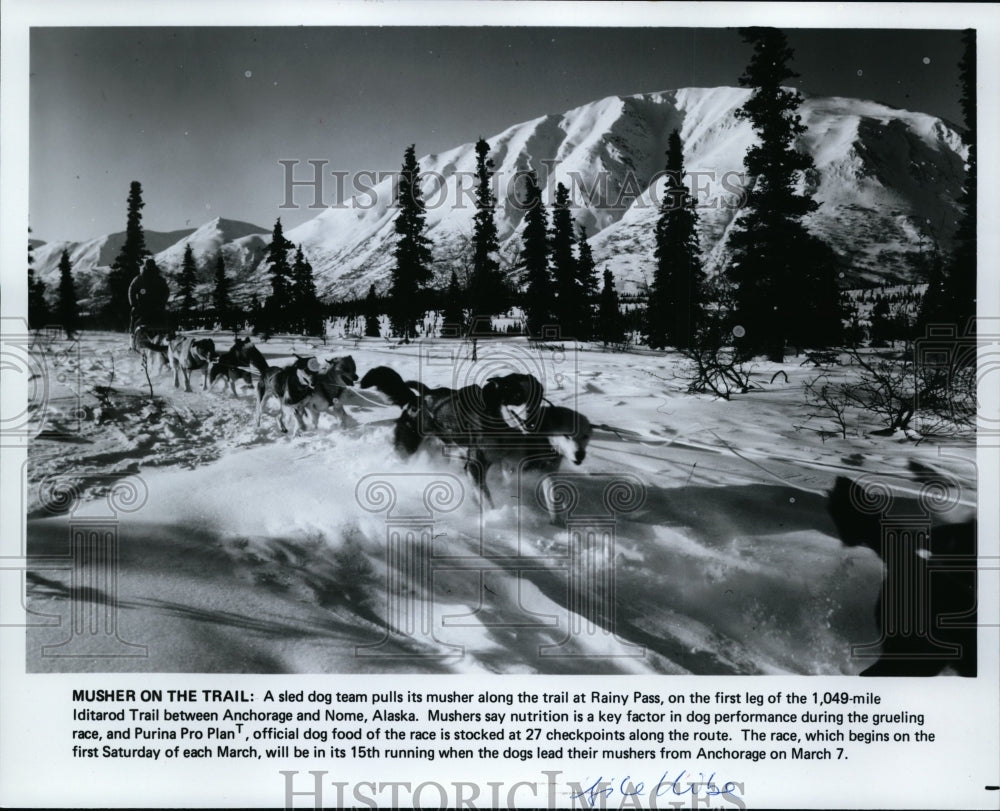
[24, 331, 976, 674]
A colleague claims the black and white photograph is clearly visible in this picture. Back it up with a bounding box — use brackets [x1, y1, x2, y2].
[2, 1, 998, 808]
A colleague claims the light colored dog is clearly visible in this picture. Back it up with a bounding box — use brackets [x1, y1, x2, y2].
[294, 355, 359, 430]
[168, 336, 217, 392]
[255, 355, 329, 435]
[132, 326, 170, 372]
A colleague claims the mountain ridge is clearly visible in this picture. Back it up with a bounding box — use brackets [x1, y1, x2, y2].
[31, 87, 967, 310]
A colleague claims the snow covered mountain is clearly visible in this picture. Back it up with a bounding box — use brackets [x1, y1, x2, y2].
[287, 87, 966, 298]
[31, 87, 967, 308]
[32, 218, 270, 310]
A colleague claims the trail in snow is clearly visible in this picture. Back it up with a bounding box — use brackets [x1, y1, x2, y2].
[25, 332, 976, 675]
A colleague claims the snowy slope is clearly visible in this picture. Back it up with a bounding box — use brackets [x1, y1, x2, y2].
[32, 227, 196, 311]
[286, 87, 966, 298]
[25, 332, 976, 674]
[152, 217, 270, 268]
[31, 88, 966, 308]
[32, 218, 269, 312]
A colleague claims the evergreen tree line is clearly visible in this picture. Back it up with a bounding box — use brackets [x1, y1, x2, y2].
[29, 181, 325, 338]
[181, 232, 324, 337]
[343, 137, 625, 344]
[358, 27, 974, 352]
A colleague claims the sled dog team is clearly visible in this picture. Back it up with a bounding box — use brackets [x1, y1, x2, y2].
[140, 333, 592, 517]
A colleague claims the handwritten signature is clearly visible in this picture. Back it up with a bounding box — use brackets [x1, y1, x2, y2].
[570, 770, 743, 807]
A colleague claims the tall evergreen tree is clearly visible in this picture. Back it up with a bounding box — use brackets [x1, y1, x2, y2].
[597, 268, 624, 346]
[518, 171, 554, 337]
[467, 138, 506, 332]
[648, 130, 705, 350]
[939, 28, 976, 336]
[364, 283, 382, 338]
[263, 218, 295, 334]
[105, 181, 150, 329]
[212, 253, 233, 332]
[177, 243, 199, 328]
[727, 28, 841, 360]
[389, 145, 434, 341]
[441, 270, 466, 337]
[917, 246, 947, 329]
[57, 249, 79, 338]
[869, 296, 891, 347]
[550, 182, 580, 338]
[576, 225, 600, 340]
[28, 229, 50, 330]
[248, 294, 262, 335]
[292, 245, 323, 337]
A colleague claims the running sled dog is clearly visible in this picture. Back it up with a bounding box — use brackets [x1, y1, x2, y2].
[295, 355, 360, 429]
[251, 353, 358, 435]
[168, 336, 218, 393]
[209, 336, 259, 396]
[360, 366, 591, 518]
[132, 325, 170, 370]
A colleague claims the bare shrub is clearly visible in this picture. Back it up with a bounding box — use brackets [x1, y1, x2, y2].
[680, 340, 756, 400]
[799, 347, 977, 439]
[802, 374, 854, 439]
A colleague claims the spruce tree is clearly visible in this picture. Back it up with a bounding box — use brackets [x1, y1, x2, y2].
[249, 294, 262, 335]
[57, 249, 79, 338]
[938, 29, 976, 336]
[597, 268, 624, 346]
[28, 230, 50, 330]
[917, 247, 946, 330]
[518, 171, 553, 337]
[177, 243, 198, 328]
[727, 28, 841, 360]
[105, 181, 150, 329]
[468, 138, 506, 332]
[441, 270, 466, 337]
[576, 225, 600, 340]
[870, 296, 890, 347]
[292, 245, 323, 337]
[648, 130, 705, 350]
[364, 284, 381, 337]
[212, 253, 232, 333]
[263, 218, 295, 334]
[389, 145, 434, 341]
[550, 182, 581, 338]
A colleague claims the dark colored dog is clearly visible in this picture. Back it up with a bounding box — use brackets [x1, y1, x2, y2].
[490, 401, 593, 522]
[254, 355, 328, 434]
[167, 336, 218, 392]
[209, 337, 263, 396]
[361, 366, 585, 514]
[360, 366, 525, 504]
[828, 476, 976, 677]
[495, 403, 592, 468]
[487, 372, 590, 469]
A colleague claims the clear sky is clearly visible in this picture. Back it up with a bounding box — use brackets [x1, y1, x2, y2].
[29, 26, 966, 243]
